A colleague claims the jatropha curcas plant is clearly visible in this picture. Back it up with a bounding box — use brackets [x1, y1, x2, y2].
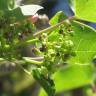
[0, 0, 76, 96]
[0, 0, 95, 96]
[2, 0, 96, 96]
[0, 0, 74, 96]
[0, 12, 74, 96]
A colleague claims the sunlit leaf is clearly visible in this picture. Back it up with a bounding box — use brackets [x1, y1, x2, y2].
[39, 64, 93, 96]
[49, 11, 67, 25]
[75, 0, 96, 22]
[69, 20, 96, 64]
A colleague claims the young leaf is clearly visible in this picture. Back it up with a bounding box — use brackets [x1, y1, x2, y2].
[75, 0, 96, 22]
[49, 11, 67, 25]
[8, 0, 16, 10]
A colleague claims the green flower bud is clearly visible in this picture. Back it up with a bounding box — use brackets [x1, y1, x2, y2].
[65, 40, 74, 49]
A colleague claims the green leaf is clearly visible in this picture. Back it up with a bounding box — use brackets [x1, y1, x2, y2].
[69, 20, 96, 64]
[48, 11, 68, 41]
[54, 65, 93, 92]
[22, 57, 43, 65]
[8, 7, 24, 20]
[49, 11, 67, 25]
[39, 64, 93, 96]
[75, 0, 96, 22]
[7, 0, 16, 10]
[0, 0, 16, 11]
[0, 0, 9, 10]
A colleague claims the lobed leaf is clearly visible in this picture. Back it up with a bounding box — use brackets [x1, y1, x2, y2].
[69, 20, 96, 64]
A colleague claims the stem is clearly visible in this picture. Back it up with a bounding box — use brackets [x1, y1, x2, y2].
[15, 38, 39, 48]
[22, 57, 43, 65]
[33, 20, 68, 37]
[26, 56, 44, 61]
[0, 58, 43, 66]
